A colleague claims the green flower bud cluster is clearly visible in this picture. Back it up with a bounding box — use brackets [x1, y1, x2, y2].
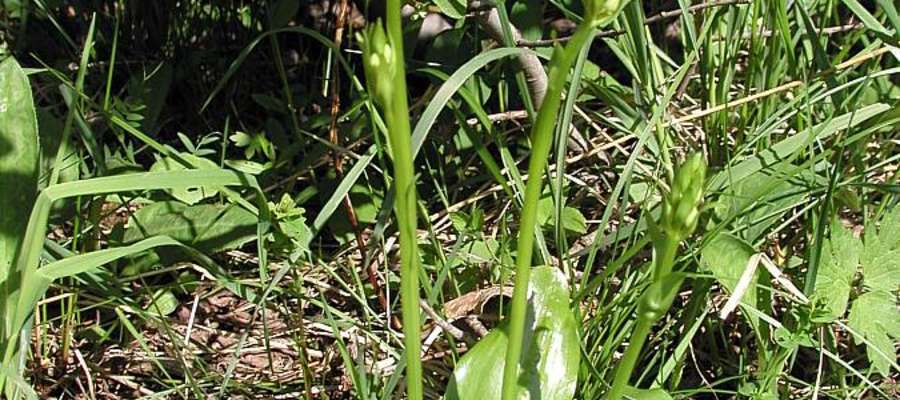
[660, 153, 706, 242]
[584, 0, 621, 28]
[357, 20, 396, 108]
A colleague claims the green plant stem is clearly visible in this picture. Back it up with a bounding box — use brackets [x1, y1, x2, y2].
[609, 236, 678, 400]
[607, 317, 653, 400]
[382, 0, 422, 399]
[653, 238, 678, 281]
[501, 25, 595, 400]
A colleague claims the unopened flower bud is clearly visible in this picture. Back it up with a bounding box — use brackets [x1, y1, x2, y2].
[661, 153, 706, 241]
[584, 0, 621, 28]
[357, 20, 395, 107]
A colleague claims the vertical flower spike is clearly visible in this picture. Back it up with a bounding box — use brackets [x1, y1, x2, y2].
[584, 0, 621, 28]
[357, 20, 395, 108]
[661, 153, 706, 243]
[358, 6, 422, 400]
[608, 152, 706, 400]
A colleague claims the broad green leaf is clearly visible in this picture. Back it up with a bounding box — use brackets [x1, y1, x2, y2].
[432, 0, 465, 19]
[0, 56, 39, 285]
[149, 154, 220, 204]
[537, 196, 587, 235]
[708, 104, 889, 192]
[123, 201, 257, 254]
[713, 166, 815, 242]
[623, 386, 673, 400]
[560, 207, 588, 235]
[224, 159, 272, 175]
[862, 207, 900, 292]
[847, 291, 899, 375]
[862, 250, 900, 293]
[511, 0, 546, 41]
[700, 233, 757, 315]
[628, 181, 660, 207]
[811, 223, 860, 322]
[877, 206, 900, 250]
[445, 267, 579, 400]
[148, 289, 179, 316]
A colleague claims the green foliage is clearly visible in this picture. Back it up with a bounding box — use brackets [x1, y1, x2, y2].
[149, 154, 220, 204]
[811, 222, 860, 322]
[537, 195, 588, 235]
[3, 0, 899, 398]
[432, 0, 465, 20]
[268, 193, 312, 261]
[0, 55, 39, 400]
[608, 154, 706, 400]
[701, 233, 758, 314]
[123, 201, 258, 254]
[446, 267, 580, 400]
[229, 130, 275, 161]
[811, 208, 900, 375]
[0, 56, 39, 285]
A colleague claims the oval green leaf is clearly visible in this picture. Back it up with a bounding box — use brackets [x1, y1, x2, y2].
[0, 56, 39, 283]
[445, 266, 580, 400]
[123, 201, 257, 254]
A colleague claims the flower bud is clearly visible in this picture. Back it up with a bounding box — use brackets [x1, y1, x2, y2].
[660, 153, 706, 241]
[584, 0, 621, 28]
[357, 20, 395, 107]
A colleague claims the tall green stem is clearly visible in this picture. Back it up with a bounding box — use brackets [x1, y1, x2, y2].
[607, 154, 705, 400]
[607, 317, 653, 399]
[382, 1, 422, 398]
[501, 26, 595, 400]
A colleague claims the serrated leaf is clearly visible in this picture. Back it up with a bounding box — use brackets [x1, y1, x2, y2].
[0, 56, 39, 285]
[450, 212, 469, 233]
[862, 250, 900, 292]
[124, 201, 257, 254]
[847, 291, 899, 375]
[811, 223, 860, 322]
[445, 267, 579, 400]
[700, 233, 757, 315]
[149, 154, 220, 205]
